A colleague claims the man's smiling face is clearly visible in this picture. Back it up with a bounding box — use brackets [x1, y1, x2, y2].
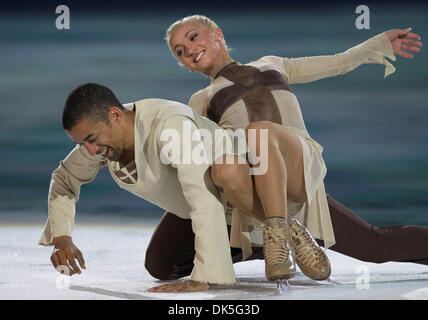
[66, 116, 122, 161]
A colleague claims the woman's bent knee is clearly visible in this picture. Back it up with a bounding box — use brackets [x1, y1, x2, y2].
[211, 155, 247, 189]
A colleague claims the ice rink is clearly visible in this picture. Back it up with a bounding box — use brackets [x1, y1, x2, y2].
[1, 221, 427, 300]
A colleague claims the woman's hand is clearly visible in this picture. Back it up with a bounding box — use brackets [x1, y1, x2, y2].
[148, 280, 210, 293]
[384, 28, 422, 59]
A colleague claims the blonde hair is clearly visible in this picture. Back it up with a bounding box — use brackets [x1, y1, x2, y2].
[165, 14, 229, 55]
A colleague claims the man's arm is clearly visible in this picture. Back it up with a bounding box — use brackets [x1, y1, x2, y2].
[155, 116, 236, 289]
[39, 144, 102, 275]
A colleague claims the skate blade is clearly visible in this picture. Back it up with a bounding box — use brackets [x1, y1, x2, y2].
[276, 279, 290, 294]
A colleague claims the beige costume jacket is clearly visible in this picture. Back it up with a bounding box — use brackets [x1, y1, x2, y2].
[39, 99, 237, 284]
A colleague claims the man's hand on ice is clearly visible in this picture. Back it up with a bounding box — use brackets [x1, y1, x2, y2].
[147, 280, 210, 293]
[50, 236, 86, 276]
[385, 28, 422, 59]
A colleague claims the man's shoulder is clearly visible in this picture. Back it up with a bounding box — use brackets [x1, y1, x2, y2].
[128, 98, 195, 130]
[131, 98, 188, 109]
[126, 98, 191, 117]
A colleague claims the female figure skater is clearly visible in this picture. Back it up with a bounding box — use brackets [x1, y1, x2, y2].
[145, 15, 427, 293]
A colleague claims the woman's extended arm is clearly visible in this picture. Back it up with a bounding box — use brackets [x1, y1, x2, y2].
[267, 28, 421, 84]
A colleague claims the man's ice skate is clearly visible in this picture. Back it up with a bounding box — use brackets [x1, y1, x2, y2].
[261, 216, 296, 292]
[289, 218, 331, 281]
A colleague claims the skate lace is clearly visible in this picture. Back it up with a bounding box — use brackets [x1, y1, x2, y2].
[259, 225, 289, 266]
[291, 222, 323, 268]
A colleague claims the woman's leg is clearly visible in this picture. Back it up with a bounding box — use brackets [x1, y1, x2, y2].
[210, 121, 306, 221]
[246, 121, 307, 214]
[320, 194, 428, 265]
[210, 154, 265, 221]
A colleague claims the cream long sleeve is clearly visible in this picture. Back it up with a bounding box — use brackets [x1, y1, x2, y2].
[260, 32, 396, 84]
[39, 145, 102, 245]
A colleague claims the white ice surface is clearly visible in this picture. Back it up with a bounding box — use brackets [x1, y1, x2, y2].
[1, 223, 427, 300]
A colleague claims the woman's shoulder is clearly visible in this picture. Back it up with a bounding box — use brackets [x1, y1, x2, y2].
[247, 55, 285, 67]
[188, 87, 210, 116]
[245, 55, 289, 78]
[189, 86, 209, 103]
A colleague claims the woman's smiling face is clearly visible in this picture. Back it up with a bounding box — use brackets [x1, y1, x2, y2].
[169, 22, 227, 76]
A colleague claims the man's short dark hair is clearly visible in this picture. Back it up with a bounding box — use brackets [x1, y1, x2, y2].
[62, 83, 125, 131]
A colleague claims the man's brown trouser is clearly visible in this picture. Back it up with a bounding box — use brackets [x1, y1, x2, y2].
[144, 194, 428, 280]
